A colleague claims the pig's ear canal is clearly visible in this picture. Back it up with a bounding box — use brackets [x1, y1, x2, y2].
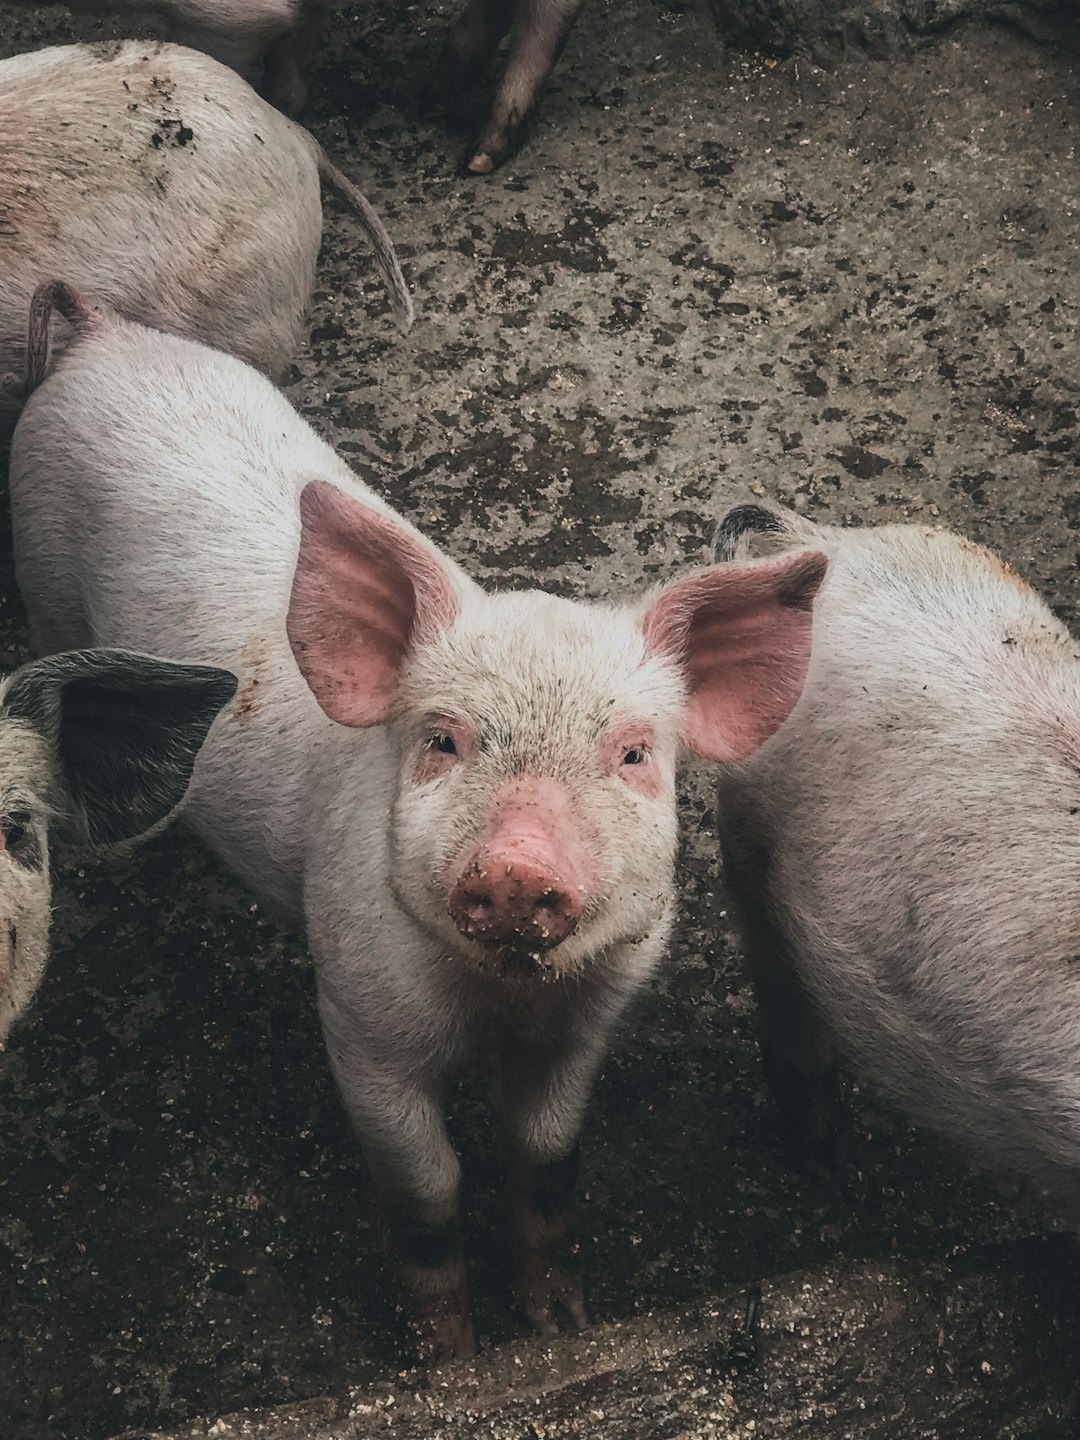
[643, 549, 828, 762]
[287, 481, 460, 728]
[3, 650, 237, 846]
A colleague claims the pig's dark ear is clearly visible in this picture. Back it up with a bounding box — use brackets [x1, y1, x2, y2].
[2, 650, 237, 845]
[287, 481, 460, 727]
[642, 550, 827, 762]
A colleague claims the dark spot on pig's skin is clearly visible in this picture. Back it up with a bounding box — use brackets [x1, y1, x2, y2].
[234, 636, 272, 720]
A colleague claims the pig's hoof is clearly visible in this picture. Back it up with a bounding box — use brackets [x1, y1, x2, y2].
[517, 1267, 589, 1337]
[466, 151, 496, 175]
[410, 1310, 477, 1367]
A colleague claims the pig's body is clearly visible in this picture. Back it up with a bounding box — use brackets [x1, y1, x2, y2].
[713, 504, 1080, 1208]
[14, 314, 370, 914]
[9, 0, 326, 113]
[12, 294, 824, 1357]
[0, 41, 409, 424]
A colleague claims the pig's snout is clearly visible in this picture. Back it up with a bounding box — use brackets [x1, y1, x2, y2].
[449, 854, 582, 951]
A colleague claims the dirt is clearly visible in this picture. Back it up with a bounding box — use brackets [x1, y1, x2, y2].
[0, 1, 1078, 1437]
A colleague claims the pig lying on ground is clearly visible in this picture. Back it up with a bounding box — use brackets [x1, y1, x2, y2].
[713, 501, 1080, 1212]
[0, 648, 236, 1049]
[0, 40, 411, 426]
[10, 281, 826, 1361]
[428, 0, 588, 173]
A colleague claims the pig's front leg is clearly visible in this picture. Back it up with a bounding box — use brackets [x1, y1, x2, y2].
[746, 936, 846, 1176]
[319, 995, 474, 1362]
[498, 1032, 601, 1335]
[468, 0, 588, 173]
[722, 831, 846, 1174]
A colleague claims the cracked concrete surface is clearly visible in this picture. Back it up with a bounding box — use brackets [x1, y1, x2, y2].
[0, 1, 1078, 1436]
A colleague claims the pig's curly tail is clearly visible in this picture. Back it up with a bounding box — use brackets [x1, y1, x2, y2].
[25, 280, 98, 399]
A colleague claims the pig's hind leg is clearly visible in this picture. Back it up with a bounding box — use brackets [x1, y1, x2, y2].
[467, 0, 588, 173]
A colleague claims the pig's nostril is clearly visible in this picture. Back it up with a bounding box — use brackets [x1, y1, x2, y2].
[448, 859, 583, 951]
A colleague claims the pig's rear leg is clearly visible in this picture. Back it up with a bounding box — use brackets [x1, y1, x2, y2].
[318, 994, 475, 1362]
[498, 1034, 596, 1335]
[427, 0, 515, 108]
[467, 0, 588, 173]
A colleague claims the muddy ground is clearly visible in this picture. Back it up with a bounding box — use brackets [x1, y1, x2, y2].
[0, 2, 1078, 1437]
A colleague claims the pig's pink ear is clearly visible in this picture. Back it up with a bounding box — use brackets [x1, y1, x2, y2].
[643, 550, 827, 761]
[287, 481, 459, 727]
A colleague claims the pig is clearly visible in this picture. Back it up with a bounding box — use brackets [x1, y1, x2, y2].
[0, 40, 412, 426]
[7, 0, 326, 114]
[0, 647, 236, 1049]
[712, 500, 1080, 1214]
[10, 281, 826, 1360]
[428, 0, 589, 173]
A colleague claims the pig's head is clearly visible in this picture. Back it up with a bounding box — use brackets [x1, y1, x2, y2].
[0, 650, 237, 1047]
[288, 482, 826, 978]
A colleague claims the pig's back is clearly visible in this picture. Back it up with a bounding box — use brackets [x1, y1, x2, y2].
[10, 315, 369, 917]
[0, 41, 321, 419]
[718, 527, 1080, 1197]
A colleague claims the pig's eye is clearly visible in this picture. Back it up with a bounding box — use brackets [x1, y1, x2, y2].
[0, 810, 39, 868]
[622, 747, 648, 766]
[428, 732, 458, 756]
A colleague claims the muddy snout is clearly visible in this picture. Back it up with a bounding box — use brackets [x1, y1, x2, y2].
[448, 851, 582, 951]
[445, 778, 596, 956]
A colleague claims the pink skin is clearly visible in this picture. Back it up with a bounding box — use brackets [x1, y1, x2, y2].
[642, 552, 828, 762]
[444, 777, 599, 952]
[412, 715, 480, 784]
[602, 726, 662, 800]
[288, 484, 459, 729]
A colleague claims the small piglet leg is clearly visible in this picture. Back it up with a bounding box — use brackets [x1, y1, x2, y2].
[499, 1035, 596, 1334]
[319, 999, 475, 1362]
[468, 0, 588, 173]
